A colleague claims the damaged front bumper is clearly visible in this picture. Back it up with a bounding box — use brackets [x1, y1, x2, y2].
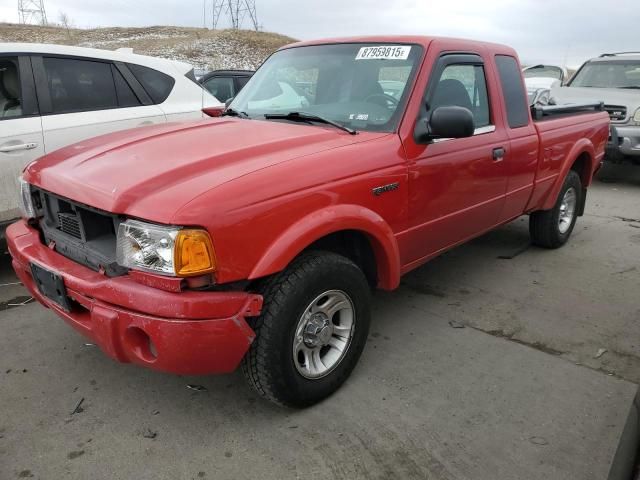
[6, 220, 262, 375]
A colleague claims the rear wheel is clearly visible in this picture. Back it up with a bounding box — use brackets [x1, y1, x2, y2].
[242, 251, 371, 407]
[529, 170, 582, 249]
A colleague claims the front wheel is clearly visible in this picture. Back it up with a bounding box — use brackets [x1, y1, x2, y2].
[242, 251, 371, 407]
[529, 170, 582, 249]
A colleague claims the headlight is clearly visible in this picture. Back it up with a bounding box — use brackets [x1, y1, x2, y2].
[634, 108, 640, 124]
[116, 220, 216, 277]
[18, 177, 36, 219]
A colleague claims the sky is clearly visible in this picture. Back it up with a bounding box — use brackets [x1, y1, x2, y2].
[1, 0, 638, 68]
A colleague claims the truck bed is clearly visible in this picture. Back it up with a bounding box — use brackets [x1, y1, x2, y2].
[527, 109, 611, 212]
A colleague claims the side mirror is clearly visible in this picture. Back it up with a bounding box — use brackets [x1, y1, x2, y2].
[429, 106, 475, 139]
[415, 106, 475, 143]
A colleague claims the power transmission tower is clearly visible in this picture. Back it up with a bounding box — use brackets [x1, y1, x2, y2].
[212, 0, 259, 31]
[18, 0, 48, 26]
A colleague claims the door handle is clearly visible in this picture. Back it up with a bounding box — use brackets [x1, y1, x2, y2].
[0, 143, 38, 153]
[492, 147, 505, 161]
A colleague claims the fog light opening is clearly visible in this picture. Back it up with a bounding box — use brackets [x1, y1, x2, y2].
[148, 338, 158, 358]
[125, 327, 158, 363]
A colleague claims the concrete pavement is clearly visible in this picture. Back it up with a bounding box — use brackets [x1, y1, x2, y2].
[0, 166, 638, 479]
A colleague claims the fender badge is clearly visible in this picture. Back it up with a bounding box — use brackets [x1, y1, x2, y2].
[372, 182, 400, 196]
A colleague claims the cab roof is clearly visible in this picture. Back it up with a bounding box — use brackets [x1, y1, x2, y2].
[280, 35, 516, 56]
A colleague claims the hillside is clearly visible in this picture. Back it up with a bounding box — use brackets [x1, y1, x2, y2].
[0, 23, 296, 70]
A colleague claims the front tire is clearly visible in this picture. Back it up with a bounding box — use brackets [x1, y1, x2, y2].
[242, 251, 371, 407]
[529, 170, 582, 249]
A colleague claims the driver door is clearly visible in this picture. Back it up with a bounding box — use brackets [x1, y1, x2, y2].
[400, 53, 509, 266]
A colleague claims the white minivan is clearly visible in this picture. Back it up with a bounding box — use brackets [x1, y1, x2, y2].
[0, 43, 222, 236]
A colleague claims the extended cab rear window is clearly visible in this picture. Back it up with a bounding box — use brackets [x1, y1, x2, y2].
[495, 55, 529, 128]
[127, 64, 175, 104]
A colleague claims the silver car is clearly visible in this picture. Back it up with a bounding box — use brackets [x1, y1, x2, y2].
[551, 52, 640, 164]
[523, 64, 567, 106]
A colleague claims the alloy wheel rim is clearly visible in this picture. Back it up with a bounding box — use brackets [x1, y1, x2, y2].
[292, 290, 355, 379]
[558, 187, 577, 234]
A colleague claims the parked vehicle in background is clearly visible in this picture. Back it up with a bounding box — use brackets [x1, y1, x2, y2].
[523, 64, 568, 84]
[551, 52, 640, 164]
[193, 67, 209, 81]
[8, 36, 609, 407]
[523, 64, 567, 106]
[526, 79, 555, 106]
[200, 69, 254, 103]
[0, 43, 222, 238]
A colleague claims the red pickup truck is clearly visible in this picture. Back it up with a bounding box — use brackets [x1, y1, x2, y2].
[7, 36, 609, 407]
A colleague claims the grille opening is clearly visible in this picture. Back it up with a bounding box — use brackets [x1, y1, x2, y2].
[79, 207, 116, 240]
[58, 212, 82, 239]
[36, 187, 126, 277]
[604, 105, 627, 121]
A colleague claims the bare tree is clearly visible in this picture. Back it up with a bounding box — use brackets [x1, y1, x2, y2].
[58, 11, 73, 41]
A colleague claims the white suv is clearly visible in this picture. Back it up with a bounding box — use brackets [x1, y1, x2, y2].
[0, 43, 222, 234]
[551, 52, 640, 164]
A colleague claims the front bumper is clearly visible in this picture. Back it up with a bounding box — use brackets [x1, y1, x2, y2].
[608, 125, 640, 157]
[6, 221, 262, 375]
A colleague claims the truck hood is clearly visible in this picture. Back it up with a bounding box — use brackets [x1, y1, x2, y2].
[25, 118, 382, 223]
[551, 86, 640, 112]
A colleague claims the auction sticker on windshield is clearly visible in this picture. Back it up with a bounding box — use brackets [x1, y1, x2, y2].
[356, 46, 411, 60]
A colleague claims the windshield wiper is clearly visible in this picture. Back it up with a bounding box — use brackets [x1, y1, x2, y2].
[222, 108, 250, 118]
[264, 111, 357, 135]
[618, 86, 640, 89]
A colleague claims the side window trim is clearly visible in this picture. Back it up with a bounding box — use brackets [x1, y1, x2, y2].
[30, 55, 53, 115]
[432, 125, 496, 143]
[17, 56, 39, 117]
[113, 62, 153, 106]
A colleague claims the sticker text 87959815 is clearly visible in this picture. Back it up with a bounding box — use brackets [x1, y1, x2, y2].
[355, 45, 411, 61]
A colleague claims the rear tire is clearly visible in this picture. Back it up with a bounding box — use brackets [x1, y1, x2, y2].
[242, 251, 371, 407]
[529, 170, 582, 249]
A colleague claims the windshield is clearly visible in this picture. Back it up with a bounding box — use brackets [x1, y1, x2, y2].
[229, 43, 423, 132]
[569, 60, 640, 88]
[523, 65, 563, 80]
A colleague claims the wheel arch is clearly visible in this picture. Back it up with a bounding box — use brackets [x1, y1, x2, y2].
[541, 140, 595, 211]
[248, 205, 401, 290]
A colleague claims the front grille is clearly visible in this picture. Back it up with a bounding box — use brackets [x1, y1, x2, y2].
[604, 105, 627, 122]
[34, 188, 126, 277]
[57, 212, 82, 239]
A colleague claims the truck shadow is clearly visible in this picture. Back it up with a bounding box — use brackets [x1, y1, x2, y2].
[596, 162, 640, 186]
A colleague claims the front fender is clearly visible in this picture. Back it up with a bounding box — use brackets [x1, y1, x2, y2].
[248, 204, 401, 290]
[541, 138, 595, 211]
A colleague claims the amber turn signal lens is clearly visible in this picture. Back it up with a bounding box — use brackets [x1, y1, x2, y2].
[174, 229, 216, 277]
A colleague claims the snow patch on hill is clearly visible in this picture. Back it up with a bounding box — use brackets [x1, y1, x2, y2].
[0, 24, 295, 71]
